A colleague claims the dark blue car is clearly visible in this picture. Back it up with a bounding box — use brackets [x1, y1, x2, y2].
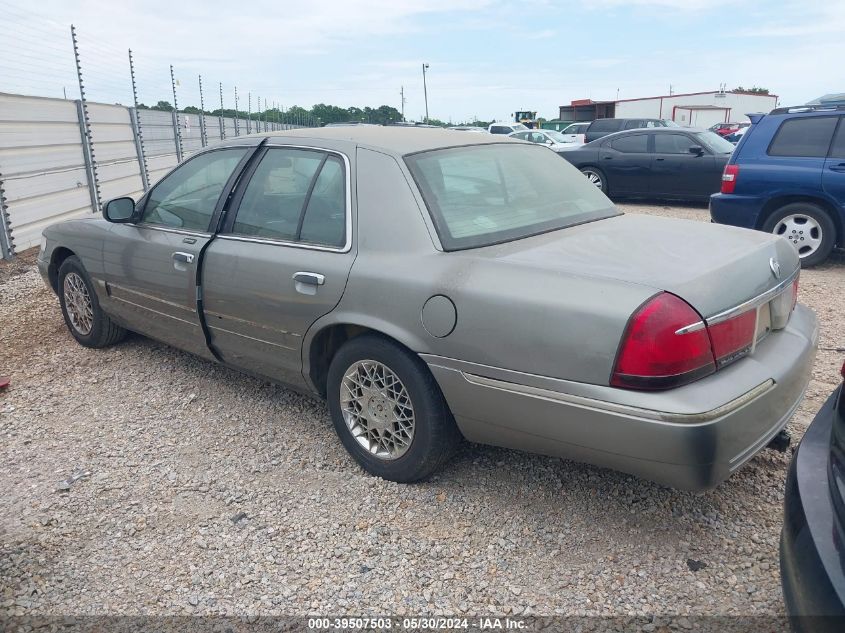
[710, 105, 845, 266]
[780, 361, 845, 630]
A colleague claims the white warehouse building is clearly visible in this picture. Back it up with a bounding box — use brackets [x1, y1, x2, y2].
[559, 90, 779, 128]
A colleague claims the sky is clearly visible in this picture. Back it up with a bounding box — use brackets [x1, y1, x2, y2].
[2, 0, 843, 123]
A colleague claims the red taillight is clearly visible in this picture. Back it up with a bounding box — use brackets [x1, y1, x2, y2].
[791, 274, 800, 311]
[611, 293, 716, 390]
[707, 310, 757, 367]
[721, 164, 739, 194]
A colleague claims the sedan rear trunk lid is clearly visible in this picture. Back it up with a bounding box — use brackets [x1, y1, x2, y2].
[474, 213, 799, 320]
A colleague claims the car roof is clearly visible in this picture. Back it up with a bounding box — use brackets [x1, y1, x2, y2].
[245, 126, 518, 156]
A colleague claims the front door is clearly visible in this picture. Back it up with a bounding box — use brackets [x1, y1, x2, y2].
[101, 147, 251, 359]
[650, 132, 717, 198]
[201, 146, 355, 387]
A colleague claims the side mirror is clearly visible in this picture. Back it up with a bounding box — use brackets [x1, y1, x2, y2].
[688, 145, 704, 156]
[103, 197, 135, 223]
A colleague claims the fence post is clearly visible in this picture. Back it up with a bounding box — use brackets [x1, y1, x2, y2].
[247, 93, 251, 134]
[234, 86, 240, 137]
[218, 83, 225, 140]
[198, 74, 207, 147]
[129, 108, 149, 192]
[128, 49, 150, 191]
[0, 173, 14, 260]
[170, 65, 183, 162]
[71, 25, 101, 212]
[75, 100, 100, 215]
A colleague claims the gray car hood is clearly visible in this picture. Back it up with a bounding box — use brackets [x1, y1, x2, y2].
[466, 213, 798, 318]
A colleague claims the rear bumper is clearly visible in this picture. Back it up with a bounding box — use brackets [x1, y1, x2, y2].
[780, 387, 845, 630]
[425, 304, 818, 491]
[710, 192, 767, 229]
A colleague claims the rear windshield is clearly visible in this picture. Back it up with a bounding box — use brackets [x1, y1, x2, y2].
[694, 131, 736, 154]
[405, 143, 618, 250]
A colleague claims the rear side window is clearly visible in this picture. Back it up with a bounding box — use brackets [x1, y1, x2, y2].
[829, 118, 845, 159]
[490, 126, 511, 135]
[611, 134, 648, 153]
[231, 148, 347, 248]
[768, 116, 838, 158]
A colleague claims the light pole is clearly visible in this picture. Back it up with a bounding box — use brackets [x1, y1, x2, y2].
[422, 63, 429, 123]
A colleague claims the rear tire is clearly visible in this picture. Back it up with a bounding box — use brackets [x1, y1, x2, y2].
[762, 202, 835, 267]
[326, 334, 460, 483]
[580, 166, 607, 194]
[58, 256, 127, 348]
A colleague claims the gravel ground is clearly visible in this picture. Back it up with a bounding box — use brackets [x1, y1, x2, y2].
[1, 204, 843, 621]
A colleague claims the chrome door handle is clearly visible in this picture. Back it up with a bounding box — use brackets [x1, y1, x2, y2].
[292, 271, 325, 286]
[172, 252, 195, 264]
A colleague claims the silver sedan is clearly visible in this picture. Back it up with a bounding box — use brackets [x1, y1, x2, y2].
[38, 127, 818, 490]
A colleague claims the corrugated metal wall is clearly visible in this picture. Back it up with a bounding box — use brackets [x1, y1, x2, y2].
[0, 92, 300, 256]
[0, 93, 94, 253]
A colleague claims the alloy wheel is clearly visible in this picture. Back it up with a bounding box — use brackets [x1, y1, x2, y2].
[340, 360, 415, 460]
[582, 169, 603, 189]
[63, 272, 94, 335]
[772, 213, 823, 259]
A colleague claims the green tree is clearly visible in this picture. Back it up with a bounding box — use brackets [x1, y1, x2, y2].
[151, 100, 174, 112]
[732, 86, 770, 95]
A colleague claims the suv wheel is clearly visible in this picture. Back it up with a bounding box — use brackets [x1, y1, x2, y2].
[763, 202, 835, 267]
[326, 334, 460, 483]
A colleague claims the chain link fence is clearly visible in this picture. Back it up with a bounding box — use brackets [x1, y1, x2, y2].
[0, 3, 317, 259]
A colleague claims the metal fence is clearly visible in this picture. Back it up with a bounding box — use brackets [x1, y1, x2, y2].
[0, 5, 316, 259]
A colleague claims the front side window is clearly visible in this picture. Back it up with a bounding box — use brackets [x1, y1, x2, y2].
[405, 143, 617, 251]
[141, 148, 248, 231]
[231, 148, 346, 248]
[611, 134, 648, 153]
[768, 116, 838, 158]
[654, 133, 697, 154]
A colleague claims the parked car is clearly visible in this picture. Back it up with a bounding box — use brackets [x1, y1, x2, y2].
[709, 122, 749, 137]
[560, 122, 590, 144]
[448, 126, 489, 134]
[780, 360, 845, 630]
[710, 104, 845, 266]
[38, 127, 816, 490]
[584, 118, 671, 143]
[488, 122, 528, 135]
[509, 128, 576, 151]
[560, 127, 736, 201]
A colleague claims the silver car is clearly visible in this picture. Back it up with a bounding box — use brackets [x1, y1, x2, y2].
[37, 128, 818, 490]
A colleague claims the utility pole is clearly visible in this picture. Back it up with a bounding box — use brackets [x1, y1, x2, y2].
[422, 63, 429, 123]
[400, 85, 406, 122]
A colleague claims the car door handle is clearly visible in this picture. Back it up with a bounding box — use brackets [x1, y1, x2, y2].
[829, 163, 845, 172]
[655, 157, 665, 161]
[172, 252, 195, 264]
[292, 271, 325, 286]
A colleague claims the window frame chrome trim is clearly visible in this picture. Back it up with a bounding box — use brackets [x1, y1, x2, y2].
[222, 143, 354, 253]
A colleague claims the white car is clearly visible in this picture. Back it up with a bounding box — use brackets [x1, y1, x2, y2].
[488, 122, 529, 135]
[509, 128, 580, 151]
[559, 122, 589, 144]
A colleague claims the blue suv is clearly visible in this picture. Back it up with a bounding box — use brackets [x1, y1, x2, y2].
[710, 105, 845, 266]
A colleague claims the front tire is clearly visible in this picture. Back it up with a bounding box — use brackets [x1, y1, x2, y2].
[580, 166, 607, 194]
[326, 334, 460, 482]
[58, 256, 127, 348]
[762, 202, 835, 267]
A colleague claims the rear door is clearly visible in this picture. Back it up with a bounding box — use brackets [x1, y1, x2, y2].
[101, 147, 252, 359]
[598, 133, 650, 195]
[651, 132, 717, 198]
[823, 116, 845, 213]
[200, 145, 354, 387]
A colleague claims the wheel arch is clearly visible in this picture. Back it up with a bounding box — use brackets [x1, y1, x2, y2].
[48, 246, 77, 293]
[757, 195, 843, 247]
[304, 317, 428, 399]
